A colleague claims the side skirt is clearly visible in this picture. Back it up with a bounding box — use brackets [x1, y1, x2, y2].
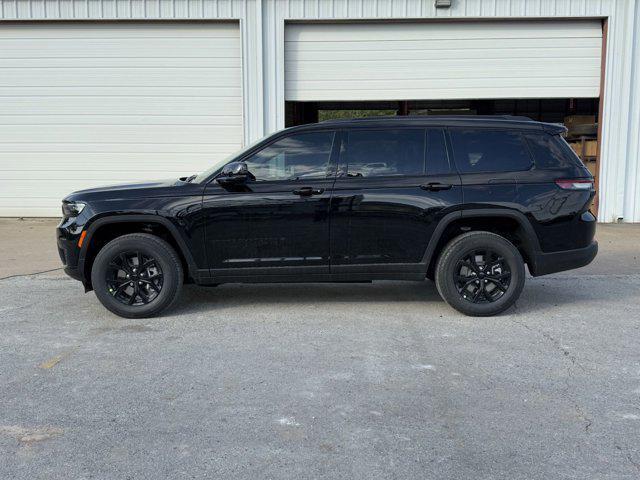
[199, 263, 428, 285]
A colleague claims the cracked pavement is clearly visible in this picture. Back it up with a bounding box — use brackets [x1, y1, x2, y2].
[1, 221, 639, 479]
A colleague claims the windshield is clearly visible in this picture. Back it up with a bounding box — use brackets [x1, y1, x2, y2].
[193, 138, 263, 183]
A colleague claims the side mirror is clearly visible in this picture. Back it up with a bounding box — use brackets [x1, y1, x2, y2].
[217, 162, 251, 185]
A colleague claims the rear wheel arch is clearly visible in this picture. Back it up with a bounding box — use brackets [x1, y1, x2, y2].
[80, 215, 197, 287]
[424, 210, 539, 279]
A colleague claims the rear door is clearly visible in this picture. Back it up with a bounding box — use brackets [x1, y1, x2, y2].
[330, 127, 462, 275]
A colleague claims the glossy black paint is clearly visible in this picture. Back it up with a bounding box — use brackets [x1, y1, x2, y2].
[57, 116, 597, 290]
[59, 179, 207, 285]
[203, 177, 335, 275]
[201, 127, 341, 277]
[330, 173, 462, 269]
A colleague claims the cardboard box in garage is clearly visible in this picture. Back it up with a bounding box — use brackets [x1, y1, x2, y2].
[569, 140, 598, 158]
[564, 115, 596, 133]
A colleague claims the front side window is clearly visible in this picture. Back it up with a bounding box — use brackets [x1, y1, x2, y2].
[450, 129, 532, 173]
[341, 129, 425, 177]
[243, 131, 336, 181]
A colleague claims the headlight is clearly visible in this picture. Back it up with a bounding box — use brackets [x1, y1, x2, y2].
[62, 201, 86, 217]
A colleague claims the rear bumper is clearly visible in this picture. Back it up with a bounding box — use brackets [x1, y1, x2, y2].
[529, 240, 598, 277]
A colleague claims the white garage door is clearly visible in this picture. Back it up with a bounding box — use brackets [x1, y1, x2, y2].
[0, 22, 242, 217]
[285, 20, 602, 101]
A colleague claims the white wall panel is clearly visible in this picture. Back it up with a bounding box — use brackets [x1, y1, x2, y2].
[0, 0, 639, 222]
[627, 1, 640, 221]
[285, 21, 602, 101]
[0, 21, 242, 216]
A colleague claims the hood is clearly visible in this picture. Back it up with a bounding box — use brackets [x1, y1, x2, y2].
[64, 178, 195, 202]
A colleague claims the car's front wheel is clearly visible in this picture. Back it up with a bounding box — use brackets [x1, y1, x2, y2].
[435, 231, 525, 316]
[91, 233, 183, 318]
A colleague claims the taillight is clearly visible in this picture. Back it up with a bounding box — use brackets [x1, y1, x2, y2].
[555, 179, 594, 190]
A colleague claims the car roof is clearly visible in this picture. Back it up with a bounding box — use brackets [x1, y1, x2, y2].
[285, 115, 565, 134]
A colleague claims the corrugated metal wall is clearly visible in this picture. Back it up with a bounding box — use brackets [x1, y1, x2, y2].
[1, 0, 639, 222]
[0, 22, 243, 216]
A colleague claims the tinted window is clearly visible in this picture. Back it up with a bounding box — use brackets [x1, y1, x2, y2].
[342, 129, 425, 177]
[426, 128, 451, 175]
[450, 129, 532, 173]
[243, 131, 335, 181]
[525, 132, 578, 169]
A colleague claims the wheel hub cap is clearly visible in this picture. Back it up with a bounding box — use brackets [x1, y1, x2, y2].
[454, 249, 511, 304]
[105, 251, 163, 307]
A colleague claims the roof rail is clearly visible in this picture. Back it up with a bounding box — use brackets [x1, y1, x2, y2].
[320, 114, 535, 123]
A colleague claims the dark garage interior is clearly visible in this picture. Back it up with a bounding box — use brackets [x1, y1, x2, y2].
[286, 97, 600, 178]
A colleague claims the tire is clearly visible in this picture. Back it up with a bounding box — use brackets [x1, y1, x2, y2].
[91, 233, 183, 318]
[435, 231, 525, 317]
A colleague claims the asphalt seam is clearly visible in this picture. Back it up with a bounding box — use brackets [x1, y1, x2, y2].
[0, 268, 63, 282]
[615, 443, 640, 474]
[510, 310, 593, 435]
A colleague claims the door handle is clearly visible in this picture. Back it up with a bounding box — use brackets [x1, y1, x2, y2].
[420, 182, 453, 191]
[293, 187, 325, 196]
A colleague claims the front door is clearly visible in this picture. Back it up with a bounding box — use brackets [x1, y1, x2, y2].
[330, 127, 462, 275]
[203, 129, 338, 280]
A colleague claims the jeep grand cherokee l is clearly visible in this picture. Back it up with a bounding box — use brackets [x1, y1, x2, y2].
[57, 116, 597, 318]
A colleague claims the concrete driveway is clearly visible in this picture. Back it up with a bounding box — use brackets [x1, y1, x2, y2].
[1, 219, 639, 479]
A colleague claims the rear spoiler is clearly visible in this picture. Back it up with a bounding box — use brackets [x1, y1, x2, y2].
[542, 122, 568, 135]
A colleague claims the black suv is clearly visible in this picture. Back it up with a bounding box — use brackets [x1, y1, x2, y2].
[57, 116, 597, 318]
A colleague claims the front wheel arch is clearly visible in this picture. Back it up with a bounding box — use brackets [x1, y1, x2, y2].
[80, 216, 197, 289]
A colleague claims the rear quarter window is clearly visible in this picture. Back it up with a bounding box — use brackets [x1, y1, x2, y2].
[449, 128, 532, 173]
[524, 132, 582, 170]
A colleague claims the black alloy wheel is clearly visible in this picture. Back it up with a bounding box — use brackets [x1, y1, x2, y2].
[454, 249, 511, 304]
[106, 251, 164, 306]
[435, 231, 525, 317]
[91, 233, 183, 318]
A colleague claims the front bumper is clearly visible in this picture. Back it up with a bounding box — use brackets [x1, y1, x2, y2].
[63, 265, 84, 282]
[529, 240, 598, 277]
[57, 218, 85, 283]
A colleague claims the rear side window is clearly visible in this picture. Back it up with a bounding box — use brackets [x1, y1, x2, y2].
[342, 129, 425, 177]
[450, 129, 532, 173]
[525, 132, 580, 169]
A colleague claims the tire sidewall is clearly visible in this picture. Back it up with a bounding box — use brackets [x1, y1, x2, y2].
[436, 233, 525, 316]
[91, 235, 181, 318]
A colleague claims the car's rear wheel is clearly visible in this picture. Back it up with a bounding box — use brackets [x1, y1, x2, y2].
[435, 231, 525, 316]
[91, 233, 183, 318]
